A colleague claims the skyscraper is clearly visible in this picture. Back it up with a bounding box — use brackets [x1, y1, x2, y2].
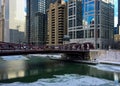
[0, 0, 3, 41]
[26, 0, 57, 45]
[0, 0, 25, 43]
[0, 0, 1, 12]
[0, 0, 9, 42]
[26, 0, 39, 45]
[68, 0, 114, 49]
[47, 0, 67, 45]
[118, 0, 120, 35]
[26, 0, 47, 45]
[46, 0, 57, 10]
[118, 0, 120, 26]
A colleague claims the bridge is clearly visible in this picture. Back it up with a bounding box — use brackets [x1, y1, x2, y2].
[0, 42, 94, 60]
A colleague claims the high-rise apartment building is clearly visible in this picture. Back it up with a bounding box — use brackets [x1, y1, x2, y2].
[47, 0, 67, 45]
[0, 0, 25, 43]
[26, 0, 57, 45]
[46, 0, 57, 9]
[68, 0, 114, 49]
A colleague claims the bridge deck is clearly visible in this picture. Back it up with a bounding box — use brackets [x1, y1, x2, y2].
[0, 50, 89, 56]
[0, 42, 93, 56]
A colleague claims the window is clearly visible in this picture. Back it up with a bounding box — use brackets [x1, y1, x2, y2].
[69, 8, 73, 16]
[69, 32, 72, 39]
[69, 20, 72, 27]
[77, 30, 84, 38]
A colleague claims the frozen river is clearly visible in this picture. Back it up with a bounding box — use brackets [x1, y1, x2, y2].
[0, 54, 120, 86]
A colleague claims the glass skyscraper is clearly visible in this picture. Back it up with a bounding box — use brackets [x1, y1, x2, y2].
[26, 0, 47, 45]
[68, 0, 114, 49]
[26, 0, 57, 45]
[118, 0, 120, 25]
[26, 0, 38, 44]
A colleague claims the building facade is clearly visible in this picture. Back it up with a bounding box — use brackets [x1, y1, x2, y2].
[118, 0, 120, 26]
[0, 0, 3, 41]
[68, 0, 114, 49]
[47, 0, 67, 45]
[34, 12, 46, 45]
[0, 0, 25, 43]
[26, 0, 38, 45]
[0, 0, 9, 42]
[26, 0, 57, 45]
[118, 0, 120, 35]
[114, 27, 119, 35]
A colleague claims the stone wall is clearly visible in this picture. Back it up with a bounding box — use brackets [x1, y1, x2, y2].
[89, 50, 120, 62]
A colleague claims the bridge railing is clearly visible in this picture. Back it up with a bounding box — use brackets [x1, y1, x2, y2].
[0, 42, 94, 51]
[43, 43, 94, 51]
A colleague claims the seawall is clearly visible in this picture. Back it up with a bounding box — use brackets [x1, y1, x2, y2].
[89, 49, 120, 63]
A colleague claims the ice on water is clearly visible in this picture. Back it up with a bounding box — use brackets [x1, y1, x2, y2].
[0, 74, 116, 86]
[91, 64, 120, 72]
[29, 54, 61, 59]
[1, 55, 28, 61]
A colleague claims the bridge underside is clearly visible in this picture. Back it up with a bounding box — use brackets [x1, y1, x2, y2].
[0, 50, 89, 56]
[62, 52, 90, 60]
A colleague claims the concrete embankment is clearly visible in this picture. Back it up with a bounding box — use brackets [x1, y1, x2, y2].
[99, 61, 120, 66]
[51, 49, 120, 66]
[89, 49, 120, 66]
[89, 49, 120, 61]
[51, 58, 120, 66]
[51, 58, 98, 65]
[74, 60, 120, 66]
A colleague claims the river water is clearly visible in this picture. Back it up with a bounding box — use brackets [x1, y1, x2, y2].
[0, 55, 120, 86]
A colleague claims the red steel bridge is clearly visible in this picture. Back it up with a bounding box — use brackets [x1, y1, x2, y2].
[0, 42, 94, 60]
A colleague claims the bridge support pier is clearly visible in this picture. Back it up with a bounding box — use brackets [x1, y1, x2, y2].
[61, 52, 90, 60]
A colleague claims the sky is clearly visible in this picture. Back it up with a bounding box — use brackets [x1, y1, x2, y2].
[114, 0, 118, 27]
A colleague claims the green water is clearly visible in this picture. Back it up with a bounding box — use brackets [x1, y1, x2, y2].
[0, 55, 119, 86]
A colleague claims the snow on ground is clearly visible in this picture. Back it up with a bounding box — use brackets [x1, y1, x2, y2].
[0, 74, 116, 86]
[1, 55, 29, 61]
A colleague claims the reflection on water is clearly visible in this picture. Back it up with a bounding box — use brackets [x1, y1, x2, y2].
[0, 55, 119, 86]
[0, 60, 26, 80]
[114, 72, 119, 86]
[7, 70, 25, 79]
